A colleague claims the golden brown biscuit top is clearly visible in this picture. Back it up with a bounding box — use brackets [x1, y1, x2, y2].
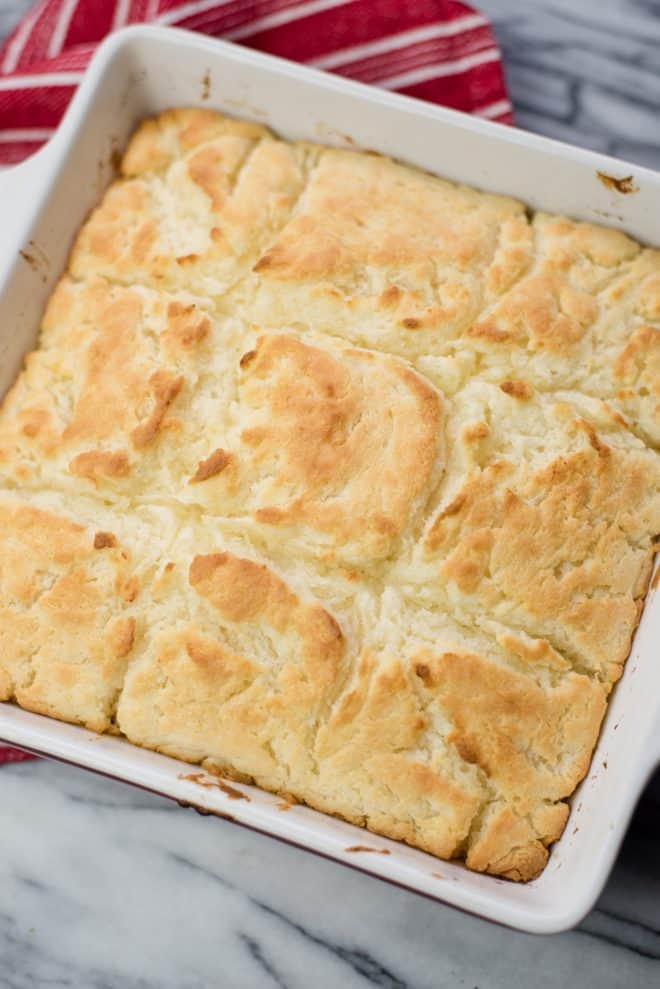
[255, 149, 526, 280]
[413, 383, 660, 682]
[197, 333, 444, 563]
[251, 148, 532, 356]
[0, 107, 659, 884]
[70, 124, 314, 297]
[121, 107, 271, 177]
[188, 550, 346, 693]
[0, 277, 216, 488]
[0, 494, 139, 732]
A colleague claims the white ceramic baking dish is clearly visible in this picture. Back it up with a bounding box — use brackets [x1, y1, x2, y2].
[0, 25, 658, 935]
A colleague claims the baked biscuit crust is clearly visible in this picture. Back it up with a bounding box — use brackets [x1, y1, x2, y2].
[0, 108, 658, 882]
[0, 493, 140, 732]
[192, 332, 445, 564]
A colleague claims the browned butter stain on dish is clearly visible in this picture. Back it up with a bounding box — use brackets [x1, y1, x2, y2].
[96, 141, 122, 195]
[19, 249, 39, 272]
[19, 240, 50, 282]
[177, 799, 236, 822]
[593, 207, 624, 222]
[224, 97, 269, 119]
[313, 123, 357, 146]
[596, 171, 639, 195]
[345, 845, 391, 855]
[652, 567, 660, 590]
[276, 793, 299, 811]
[178, 771, 250, 801]
[201, 70, 211, 101]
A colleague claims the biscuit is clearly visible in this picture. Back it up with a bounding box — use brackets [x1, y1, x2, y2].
[249, 147, 532, 358]
[0, 491, 142, 731]
[181, 332, 445, 566]
[0, 277, 220, 493]
[0, 108, 658, 881]
[71, 113, 315, 299]
[401, 382, 660, 682]
[419, 215, 660, 447]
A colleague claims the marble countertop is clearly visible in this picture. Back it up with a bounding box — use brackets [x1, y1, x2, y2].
[1, 1, 660, 986]
[2, 760, 660, 988]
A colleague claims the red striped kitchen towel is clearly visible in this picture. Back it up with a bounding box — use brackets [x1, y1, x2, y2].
[0, 0, 512, 165]
[0, 0, 511, 762]
[0, 745, 34, 763]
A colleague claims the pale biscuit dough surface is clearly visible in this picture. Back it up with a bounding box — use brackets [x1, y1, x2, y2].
[1, 108, 658, 882]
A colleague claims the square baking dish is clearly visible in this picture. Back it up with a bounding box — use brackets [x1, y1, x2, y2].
[0, 25, 658, 934]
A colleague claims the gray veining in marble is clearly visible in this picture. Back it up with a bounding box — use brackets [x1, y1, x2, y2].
[2, 760, 660, 989]
[480, 0, 660, 169]
[1, 1, 660, 986]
